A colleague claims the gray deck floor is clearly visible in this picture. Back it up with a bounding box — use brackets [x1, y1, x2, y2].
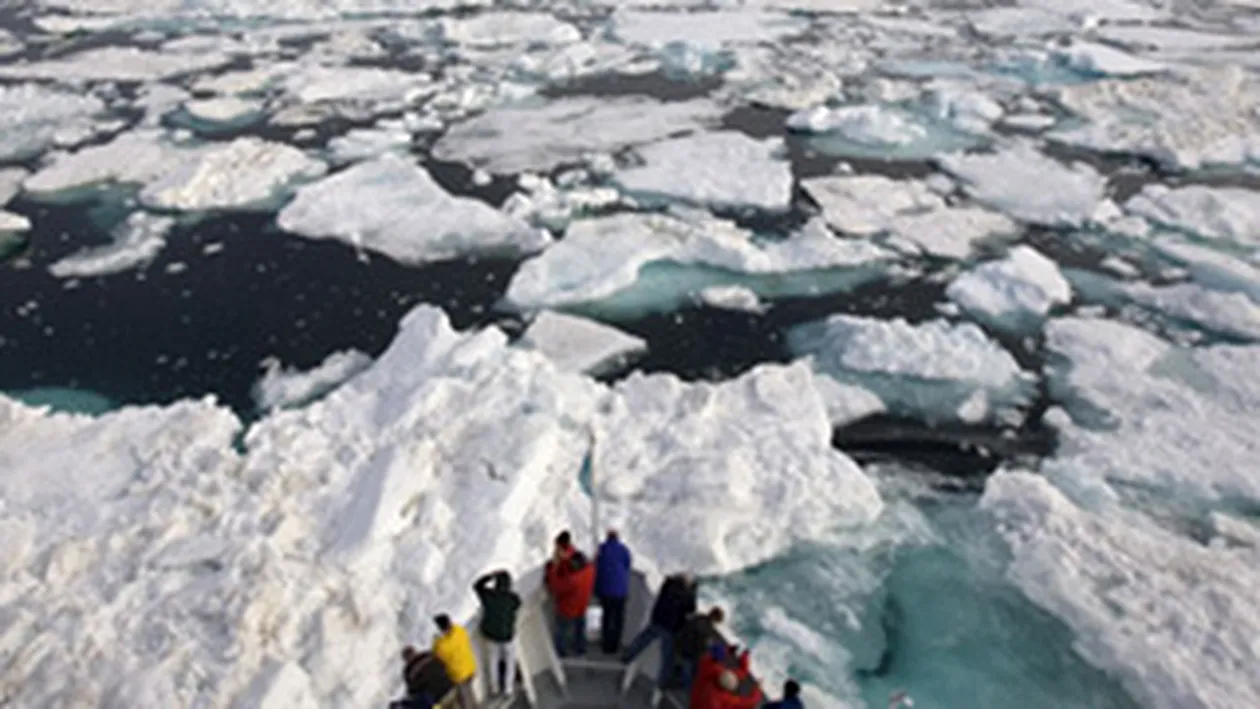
[490, 660, 687, 709]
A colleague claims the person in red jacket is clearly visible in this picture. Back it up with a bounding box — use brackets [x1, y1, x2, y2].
[689, 644, 763, 709]
[545, 530, 596, 657]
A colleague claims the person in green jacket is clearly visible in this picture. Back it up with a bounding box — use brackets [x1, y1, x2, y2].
[474, 569, 522, 697]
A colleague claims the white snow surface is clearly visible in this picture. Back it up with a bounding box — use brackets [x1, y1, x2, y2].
[0, 211, 31, 232]
[0, 84, 106, 163]
[0, 303, 882, 708]
[802, 174, 1018, 259]
[430, 97, 723, 175]
[504, 212, 893, 311]
[277, 154, 549, 265]
[1045, 316, 1260, 503]
[982, 470, 1260, 709]
[48, 212, 175, 278]
[436, 12, 581, 48]
[138, 138, 326, 212]
[0, 168, 28, 206]
[946, 245, 1072, 333]
[183, 97, 265, 125]
[0, 46, 232, 82]
[1049, 66, 1260, 170]
[613, 131, 793, 212]
[1125, 282, 1260, 341]
[939, 142, 1106, 228]
[1051, 40, 1168, 77]
[517, 310, 647, 376]
[697, 285, 764, 312]
[1125, 184, 1260, 248]
[253, 350, 374, 412]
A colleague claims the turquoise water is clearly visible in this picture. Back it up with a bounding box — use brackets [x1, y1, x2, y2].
[8, 387, 117, 415]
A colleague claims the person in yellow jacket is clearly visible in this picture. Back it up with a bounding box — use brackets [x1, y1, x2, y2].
[432, 614, 478, 709]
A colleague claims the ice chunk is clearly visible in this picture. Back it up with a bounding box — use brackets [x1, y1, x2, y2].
[608, 9, 808, 47]
[437, 11, 581, 48]
[1000, 113, 1057, 131]
[253, 350, 373, 412]
[1049, 66, 1260, 170]
[0, 211, 31, 232]
[982, 471, 1260, 709]
[789, 315, 1032, 423]
[277, 154, 549, 265]
[920, 80, 1005, 134]
[24, 130, 183, 197]
[326, 123, 413, 165]
[182, 97, 265, 126]
[939, 142, 1105, 228]
[280, 63, 434, 109]
[1051, 40, 1167, 77]
[0, 46, 231, 82]
[612, 131, 793, 212]
[517, 310, 647, 376]
[810, 375, 887, 427]
[138, 137, 326, 212]
[946, 246, 1072, 333]
[966, 8, 1077, 39]
[802, 174, 1018, 259]
[0, 84, 106, 163]
[1125, 184, 1260, 248]
[1125, 282, 1260, 341]
[1045, 316, 1260, 502]
[431, 96, 723, 175]
[49, 212, 174, 278]
[0, 168, 28, 205]
[788, 104, 927, 143]
[594, 361, 883, 573]
[1155, 240, 1260, 304]
[1095, 24, 1256, 52]
[697, 285, 764, 313]
[502, 172, 621, 232]
[504, 213, 893, 316]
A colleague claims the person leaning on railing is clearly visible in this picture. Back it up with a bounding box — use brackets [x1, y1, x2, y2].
[689, 642, 763, 709]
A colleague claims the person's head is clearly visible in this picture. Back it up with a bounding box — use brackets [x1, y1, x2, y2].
[784, 680, 801, 699]
[606, 529, 618, 541]
[494, 571, 512, 592]
[718, 670, 738, 692]
[433, 614, 452, 633]
[569, 550, 588, 571]
[402, 645, 419, 662]
[680, 572, 695, 587]
[708, 607, 725, 624]
[555, 530, 572, 549]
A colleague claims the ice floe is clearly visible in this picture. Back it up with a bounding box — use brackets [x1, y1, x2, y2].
[802, 174, 1018, 259]
[502, 171, 621, 232]
[49, 212, 175, 278]
[326, 122, 414, 165]
[0, 46, 233, 82]
[181, 97, 266, 128]
[612, 131, 793, 212]
[516, 310, 647, 376]
[0, 211, 31, 233]
[1049, 66, 1260, 170]
[1050, 40, 1168, 77]
[946, 246, 1072, 334]
[138, 138, 326, 212]
[939, 142, 1105, 228]
[436, 11, 581, 48]
[789, 315, 1033, 424]
[697, 285, 765, 313]
[253, 350, 373, 412]
[1045, 316, 1260, 502]
[1125, 184, 1260, 248]
[277, 154, 549, 265]
[431, 97, 723, 175]
[1124, 282, 1260, 341]
[983, 471, 1260, 709]
[503, 212, 893, 317]
[0, 84, 106, 163]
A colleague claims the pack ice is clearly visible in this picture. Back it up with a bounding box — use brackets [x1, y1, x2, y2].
[0, 304, 881, 707]
[946, 246, 1072, 334]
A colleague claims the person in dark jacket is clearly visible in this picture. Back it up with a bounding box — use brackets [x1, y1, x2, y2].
[395, 646, 451, 709]
[675, 607, 725, 690]
[474, 569, 522, 697]
[595, 529, 632, 654]
[621, 572, 697, 690]
[764, 679, 804, 709]
[545, 532, 596, 657]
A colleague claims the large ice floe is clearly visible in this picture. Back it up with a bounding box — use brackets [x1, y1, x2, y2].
[516, 310, 647, 376]
[982, 471, 1260, 709]
[801, 174, 1018, 259]
[430, 97, 724, 175]
[503, 211, 895, 318]
[938, 141, 1106, 228]
[277, 154, 549, 265]
[0, 46, 234, 82]
[1125, 184, 1260, 248]
[0, 304, 881, 707]
[789, 315, 1035, 425]
[612, 130, 793, 212]
[0, 84, 107, 163]
[946, 245, 1072, 334]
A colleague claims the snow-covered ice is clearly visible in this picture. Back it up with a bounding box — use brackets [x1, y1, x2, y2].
[430, 97, 723, 175]
[1051, 40, 1168, 77]
[277, 154, 550, 265]
[0, 46, 233, 82]
[1125, 281, 1260, 341]
[983, 471, 1260, 709]
[0, 84, 106, 163]
[502, 172, 621, 232]
[789, 315, 1033, 423]
[253, 350, 373, 412]
[946, 246, 1072, 333]
[939, 142, 1106, 228]
[697, 285, 764, 313]
[0, 211, 31, 232]
[182, 97, 265, 127]
[49, 212, 175, 278]
[516, 310, 647, 376]
[612, 131, 793, 212]
[436, 12, 580, 48]
[138, 137, 326, 212]
[1125, 184, 1260, 247]
[504, 212, 893, 316]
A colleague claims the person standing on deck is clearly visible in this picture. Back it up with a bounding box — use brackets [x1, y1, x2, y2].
[545, 531, 597, 656]
[432, 614, 478, 709]
[595, 529, 633, 654]
[763, 679, 804, 709]
[473, 569, 522, 697]
[622, 572, 698, 692]
[676, 607, 726, 690]
[393, 646, 451, 709]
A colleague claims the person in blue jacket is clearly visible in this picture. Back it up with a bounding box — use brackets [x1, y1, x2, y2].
[595, 529, 633, 654]
[763, 679, 804, 709]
